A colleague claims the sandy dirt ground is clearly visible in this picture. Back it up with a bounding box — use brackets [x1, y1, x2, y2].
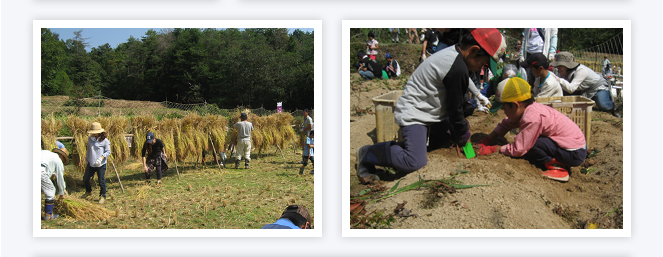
[349, 74, 624, 229]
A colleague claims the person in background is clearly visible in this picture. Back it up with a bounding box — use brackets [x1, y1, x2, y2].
[82, 122, 111, 204]
[383, 53, 401, 78]
[356, 50, 381, 80]
[142, 131, 168, 187]
[299, 130, 314, 175]
[261, 205, 312, 229]
[366, 32, 379, 60]
[551, 52, 618, 117]
[601, 56, 612, 77]
[41, 148, 69, 220]
[520, 53, 563, 98]
[233, 113, 254, 169]
[420, 28, 440, 61]
[477, 77, 586, 182]
[407, 28, 420, 44]
[389, 28, 400, 43]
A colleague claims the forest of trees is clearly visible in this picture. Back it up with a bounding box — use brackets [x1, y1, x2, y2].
[41, 28, 315, 110]
[350, 28, 623, 54]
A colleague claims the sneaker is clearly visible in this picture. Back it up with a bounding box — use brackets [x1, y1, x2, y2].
[541, 169, 570, 182]
[42, 213, 59, 220]
[545, 158, 566, 171]
[297, 160, 304, 164]
[356, 146, 380, 183]
[146, 179, 151, 185]
[99, 198, 105, 204]
[156, 181, 162, 188]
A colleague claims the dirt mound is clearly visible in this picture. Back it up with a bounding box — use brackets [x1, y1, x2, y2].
[349, 75, 623, 229]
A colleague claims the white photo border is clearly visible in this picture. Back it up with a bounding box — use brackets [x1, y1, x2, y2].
[34, 20, 322, 237]
[342, 20, 631, 237]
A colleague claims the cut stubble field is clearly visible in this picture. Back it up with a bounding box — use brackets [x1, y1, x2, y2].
[41, 147, 314, 229]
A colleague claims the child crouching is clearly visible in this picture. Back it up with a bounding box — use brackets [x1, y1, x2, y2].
[476, 77, 587, 182]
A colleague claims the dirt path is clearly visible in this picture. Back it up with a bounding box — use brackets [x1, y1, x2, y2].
[349, 74, 623, 229]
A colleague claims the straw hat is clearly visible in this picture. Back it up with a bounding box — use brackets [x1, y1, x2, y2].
[87, 122, 105, 134]
[51, 148, 70, 165]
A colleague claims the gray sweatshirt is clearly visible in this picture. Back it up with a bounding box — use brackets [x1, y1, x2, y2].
[394, 45, 469, 135]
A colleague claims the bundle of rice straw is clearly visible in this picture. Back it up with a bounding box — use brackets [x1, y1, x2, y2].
[201, 115, 228, 154]
[155, 118, 179, 162]
[130, 116, 157, 159]
[98, 116, 130, 166]
[41, 113, 63, 150]
[54, 198, 114, 221]
[273, 112, 296, 149]
[179, 114, 207, 162]
[66, 115, 90, 173]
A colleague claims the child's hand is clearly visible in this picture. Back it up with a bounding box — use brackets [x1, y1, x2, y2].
[476, 144, 498, 156]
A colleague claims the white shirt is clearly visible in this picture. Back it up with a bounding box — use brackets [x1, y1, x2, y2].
[532, 72, 563, 98]
[41, 150, 66, 195]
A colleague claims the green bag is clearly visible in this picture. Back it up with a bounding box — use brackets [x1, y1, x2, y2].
[382, 70, 389, 80]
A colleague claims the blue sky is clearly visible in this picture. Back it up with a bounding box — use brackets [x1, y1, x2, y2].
[48, 28, 314, 52]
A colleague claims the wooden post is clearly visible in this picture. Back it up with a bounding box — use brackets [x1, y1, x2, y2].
[276, 144, 286, 160]
[174, 159, 181, 179]
[109, 157, 125, 193]
[209, 132, 224, 172]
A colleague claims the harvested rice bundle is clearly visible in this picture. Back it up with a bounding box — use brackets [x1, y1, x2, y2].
[130, 116, 157, 159]
[41, 113, 63, 150]
[155, 118, 179, 162]
[66, 115, 90, 173]
[54, 198, 114, 221]
[202, 115, 228, 154]
[98, 116, 131, 165]
[180, 114, 207, 162]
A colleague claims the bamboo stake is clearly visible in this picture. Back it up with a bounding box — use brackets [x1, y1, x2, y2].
[109, 156, 125, 193]
[209, 132, 224, 172]
[174, 159, 181, 180]
[276, 144, 285, 160]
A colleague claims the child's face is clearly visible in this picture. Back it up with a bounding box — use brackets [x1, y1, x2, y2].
[502, 102, 526, 122]
[556, 66, 568, 77]
[464, 46, 491, 72]
[531, 66, 544, 78]
[310, 134, 314, 138]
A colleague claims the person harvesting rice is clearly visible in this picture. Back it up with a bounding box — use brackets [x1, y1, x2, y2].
[82, 122, 111, 204]
[233, 113, 254, 169]
[142, 131, 168, 187]
[41, 148, 69, 220]
[476, 77, 587, 182]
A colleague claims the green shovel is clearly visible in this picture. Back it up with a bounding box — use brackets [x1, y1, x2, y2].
[463, 141, 476, 159]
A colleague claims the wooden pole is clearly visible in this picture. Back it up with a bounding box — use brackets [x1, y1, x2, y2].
[174, 159, 181, 179]
[209, 132, 224, 172]
[276, 144, 286, 160]
[109, 156, 125, 193]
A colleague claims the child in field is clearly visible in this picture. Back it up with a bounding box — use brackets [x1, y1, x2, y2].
[477, 77, 587, 182]
[299, 130, 314, 175]
[366, 32, 379, 60]
[356, 28, 506, 183]
[520, 53, 562, 98]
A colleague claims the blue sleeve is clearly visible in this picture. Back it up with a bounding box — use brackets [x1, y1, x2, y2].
[56, 141, 65, 149]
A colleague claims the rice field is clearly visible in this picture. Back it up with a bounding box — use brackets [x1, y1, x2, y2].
[41, 146, 314, 229]
[41, 112, 313, 229]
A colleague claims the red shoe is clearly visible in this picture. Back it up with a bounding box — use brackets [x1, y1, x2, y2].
[544, 158, 566, 171]
[541, 168, 569, 182]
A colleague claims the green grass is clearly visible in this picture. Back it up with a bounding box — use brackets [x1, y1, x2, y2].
[41, 146, 314, 229]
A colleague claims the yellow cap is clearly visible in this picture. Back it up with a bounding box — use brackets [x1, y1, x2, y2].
[490, 77, 532, 112]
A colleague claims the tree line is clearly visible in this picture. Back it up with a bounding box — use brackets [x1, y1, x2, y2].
[41, 28, 314, 110]
[351, 28, 623, 54]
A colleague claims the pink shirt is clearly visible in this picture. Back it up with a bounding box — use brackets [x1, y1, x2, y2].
[495, 102, 586, 157]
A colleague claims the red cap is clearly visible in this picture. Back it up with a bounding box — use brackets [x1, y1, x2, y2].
[470, 28, 507, 61]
